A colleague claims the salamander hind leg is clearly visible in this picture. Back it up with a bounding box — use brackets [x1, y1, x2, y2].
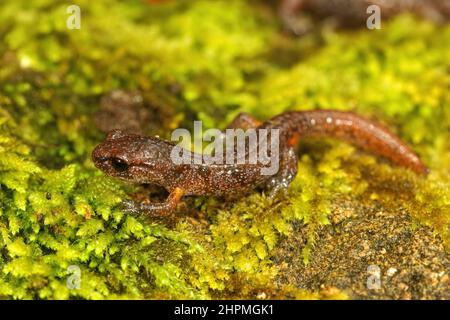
[264, 146, 298, 199]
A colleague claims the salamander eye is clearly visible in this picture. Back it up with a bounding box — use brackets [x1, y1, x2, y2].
[111, 158, 129, 172]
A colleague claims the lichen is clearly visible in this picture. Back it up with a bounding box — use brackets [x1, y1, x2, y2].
[0, 0, 448, 299]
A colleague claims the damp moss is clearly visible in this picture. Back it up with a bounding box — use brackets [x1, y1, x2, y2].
[0, 0, 448, 299]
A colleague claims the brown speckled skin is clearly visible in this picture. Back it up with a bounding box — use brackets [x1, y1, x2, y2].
[92, 110, 427, 215]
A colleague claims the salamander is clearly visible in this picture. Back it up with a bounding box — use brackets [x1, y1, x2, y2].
[92, 110, 428, 215]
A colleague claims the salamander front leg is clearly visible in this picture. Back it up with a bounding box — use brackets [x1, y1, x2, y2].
[121, 187, 185, 216]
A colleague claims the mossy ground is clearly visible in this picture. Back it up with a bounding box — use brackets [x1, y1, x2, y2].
[0, 0, 448, 299]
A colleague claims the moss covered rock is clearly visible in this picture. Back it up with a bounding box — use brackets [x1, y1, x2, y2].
[0, 0, 448, 299]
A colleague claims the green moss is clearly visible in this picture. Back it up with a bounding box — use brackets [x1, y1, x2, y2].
[0, 0, 448, 299]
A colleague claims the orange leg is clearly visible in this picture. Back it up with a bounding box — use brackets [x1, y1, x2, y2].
[122, 187, 185, 216]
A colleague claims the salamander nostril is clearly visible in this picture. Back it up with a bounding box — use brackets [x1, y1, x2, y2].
[111, 158, 129, 172]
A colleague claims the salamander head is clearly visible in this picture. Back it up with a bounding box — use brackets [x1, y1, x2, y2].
[92, 129, 176, 185]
